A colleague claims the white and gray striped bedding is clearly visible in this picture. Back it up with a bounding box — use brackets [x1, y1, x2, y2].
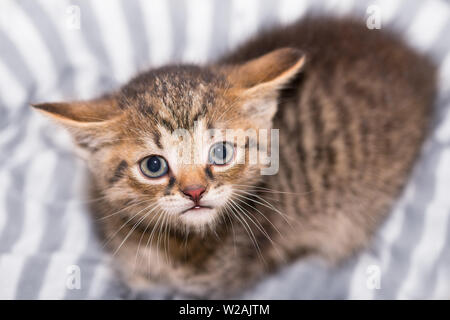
[0, 0, 449, 299]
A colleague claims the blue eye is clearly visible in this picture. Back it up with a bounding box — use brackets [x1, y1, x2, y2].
[209, 142, 234, 165]
[140, 155, 168, 178]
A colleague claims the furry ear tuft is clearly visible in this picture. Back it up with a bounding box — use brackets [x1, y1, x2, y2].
[229, 48, 306, 90]
[31, 95, 122, 152]
[227, 48, 306, 127]
[31, 95, 121, 124]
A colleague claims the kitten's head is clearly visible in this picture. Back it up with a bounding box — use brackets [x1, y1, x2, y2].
[33, 48, 305, 233]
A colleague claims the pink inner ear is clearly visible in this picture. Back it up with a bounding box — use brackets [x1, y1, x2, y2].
[31, 95, 120, 123]
[230, 48, 306, 89]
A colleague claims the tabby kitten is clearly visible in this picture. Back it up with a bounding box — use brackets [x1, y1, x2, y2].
[32, 17, 436, 298]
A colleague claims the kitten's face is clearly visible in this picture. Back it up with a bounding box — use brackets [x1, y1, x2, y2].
[32, 48, 305, 233]
[93, 66, 265, 232]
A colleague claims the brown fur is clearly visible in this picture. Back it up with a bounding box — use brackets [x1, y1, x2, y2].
[32, 16, 436, 298]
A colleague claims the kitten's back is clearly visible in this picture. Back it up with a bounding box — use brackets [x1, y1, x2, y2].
[221, 16, 436, 260]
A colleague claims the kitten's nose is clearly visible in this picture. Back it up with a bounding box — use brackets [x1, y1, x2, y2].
[182, 185, 206, 204]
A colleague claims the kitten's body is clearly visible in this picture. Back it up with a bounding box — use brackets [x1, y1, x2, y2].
[34, 17, 436, 298]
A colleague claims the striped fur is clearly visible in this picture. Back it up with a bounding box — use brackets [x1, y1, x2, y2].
[32, 16, 436, 297]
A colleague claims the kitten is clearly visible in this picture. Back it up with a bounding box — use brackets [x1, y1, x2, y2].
[32, 16, 436, 298]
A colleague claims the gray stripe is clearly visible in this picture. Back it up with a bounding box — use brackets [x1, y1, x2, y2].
[0, 110, 32, 169]
[168, 0, 187, 63]
[0, 123, 29, 255]
[0, 98, 9, 129]
[101, 275, 131, 299]
[432, 91, 450, 140]
[14, 255, 49, 299]
[0, 167, 25, 251]
[120, 0, 151, 70]
[208, 0, 232, 61]
[286, 263, 333, 299]
[258, 0, 279, 31]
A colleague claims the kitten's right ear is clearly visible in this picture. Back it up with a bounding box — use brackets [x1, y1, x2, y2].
[31, 95, 122, 151]
[226, 48, 306, 128]
[31, 95, 121, 124]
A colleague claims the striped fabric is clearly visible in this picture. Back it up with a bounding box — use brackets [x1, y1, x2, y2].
[0, 0, 449, 300]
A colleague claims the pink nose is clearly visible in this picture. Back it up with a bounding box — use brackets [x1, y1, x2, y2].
[182, 185, 206, 204]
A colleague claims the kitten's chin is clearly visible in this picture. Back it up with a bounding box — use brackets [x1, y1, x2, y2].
[179, 207, 220, 230]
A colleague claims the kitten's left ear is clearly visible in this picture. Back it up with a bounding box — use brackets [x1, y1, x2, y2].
[228, 48, 306, 127]
[31, 95, 122, 151]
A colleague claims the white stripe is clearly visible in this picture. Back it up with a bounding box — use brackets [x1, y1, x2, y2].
[348, 254, 379, 299]
[0, 59, 27, 111]
[0, 254, 26, 299]
[396, 149, 450, 299]
[183, 0, 214, 64]
[228, 0, 259, 49]
[89, 0, 136, 83]
[278, 0, 308, 25]
[0, 0, 58, 95]
[38, 254, 77, 299]
[139, 0, 174, 67]
[406, 0, 450, 52]
[324, 0, 355, 15]
[433, 262, 450, 299]
[372, 0, 404, 23]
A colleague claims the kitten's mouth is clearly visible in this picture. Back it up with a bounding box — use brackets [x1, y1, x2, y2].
[182, 205, 213, 214]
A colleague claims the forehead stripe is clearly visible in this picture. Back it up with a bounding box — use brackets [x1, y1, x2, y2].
[109, 160, 128, 185]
